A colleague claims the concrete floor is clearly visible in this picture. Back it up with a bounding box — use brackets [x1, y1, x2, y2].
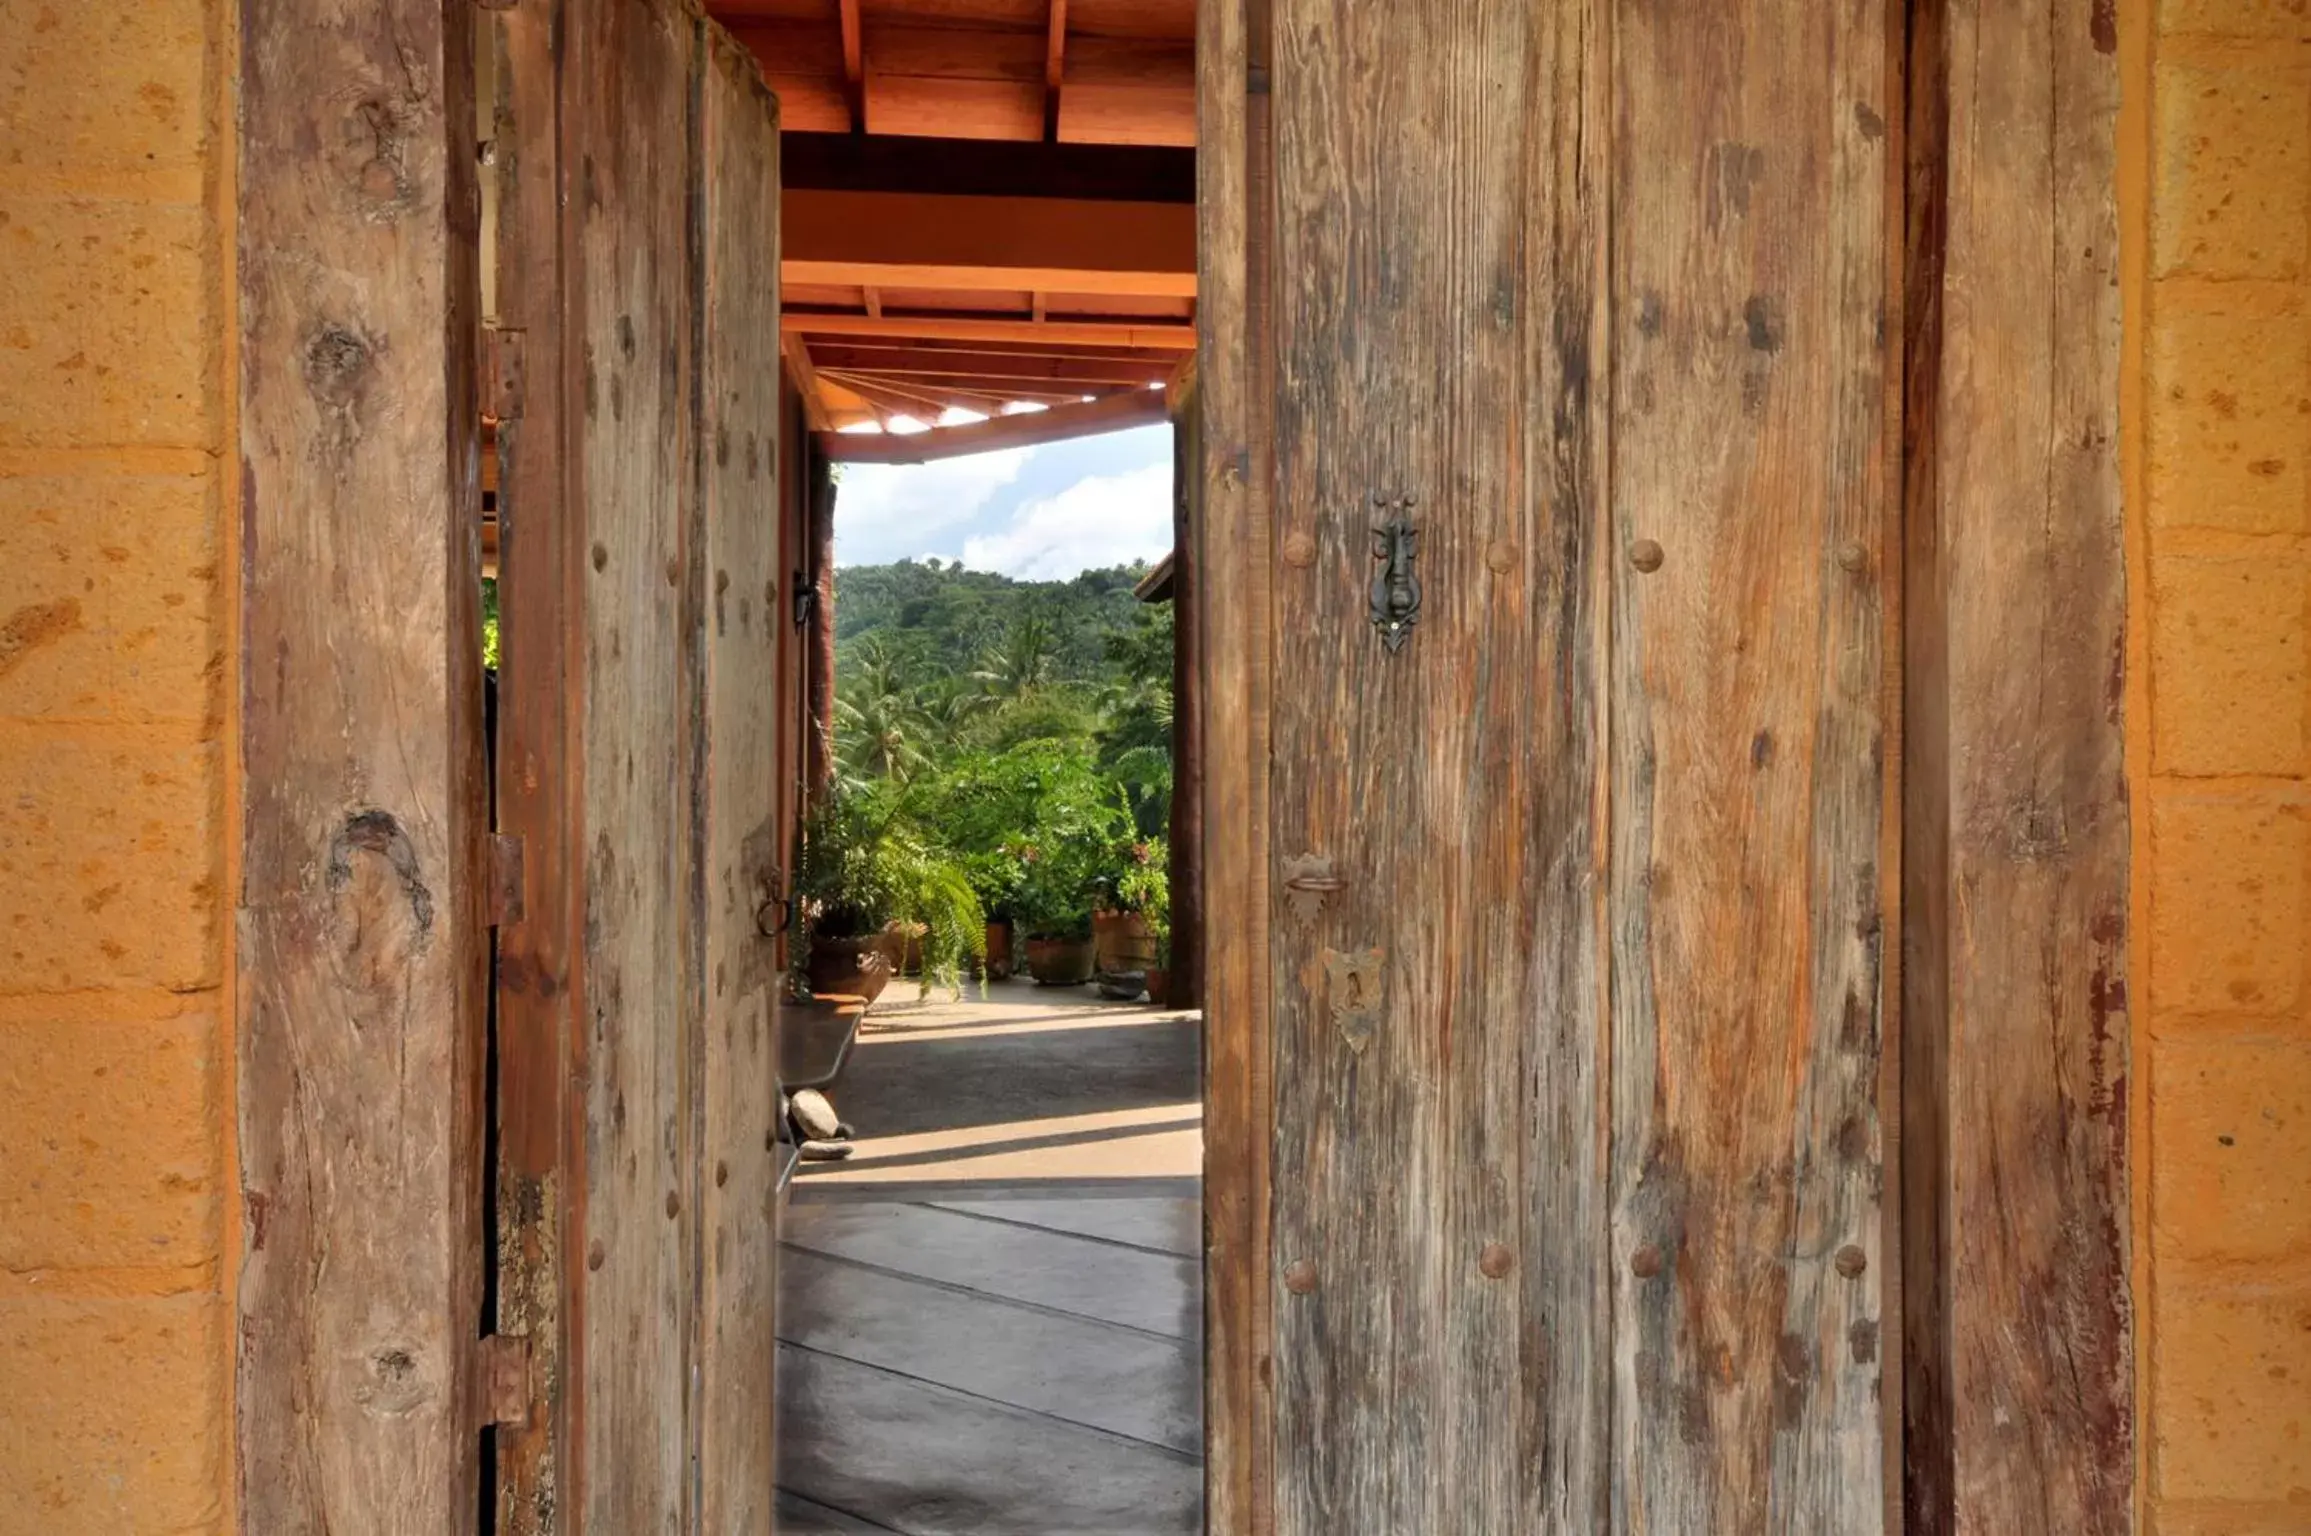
[776, 982, 1204, 1535]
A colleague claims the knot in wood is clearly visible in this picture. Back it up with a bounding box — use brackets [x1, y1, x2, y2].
[1629, 539, 1666, 573]
[1630, 1243, 1666, 1279]
[1834, 1245, 1868, 1279]
[1282, 1260, 1318, 1296]
[1478, 1243, 1514, 1279]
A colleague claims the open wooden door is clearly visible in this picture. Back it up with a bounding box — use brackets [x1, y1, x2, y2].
[1198, 0, 2128, 1530]
[489, 3, 786, 1530]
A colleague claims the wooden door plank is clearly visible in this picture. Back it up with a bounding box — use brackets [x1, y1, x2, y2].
[235, 0, 487, 1528]
[487, 4, 577, 1529]
[1261, 2, 1604, 1531]
[1606, 0, 1893, 1528]
[698, 24, 785, 1536]
[1193, 0, 1271, 1530]
[569, 0, 700, 1525]
[1905, 2, 2132, 1529]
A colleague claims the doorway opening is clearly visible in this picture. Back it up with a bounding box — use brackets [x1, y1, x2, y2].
[773, 417, 1205, 1533]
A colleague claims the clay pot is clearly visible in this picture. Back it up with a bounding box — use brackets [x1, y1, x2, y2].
[1144, 967, 1170, 1007]
[983, 920, 1014, 981]
[1024, 935, 1094, 986]
[1091, 910, 1157, 974]
[807, 932, 897, 1006]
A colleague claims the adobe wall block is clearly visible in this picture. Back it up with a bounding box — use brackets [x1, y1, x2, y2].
[0, 470, 221, 727]
[0, 0, 211, 189]
[2155, 60, 2311, 280]
[2148, 787, 2310, 1022]
[0, 198, 216, 450]
[2159, 0, 2311, 40]
[2153, 1288, 2311, 1502]
[0, 730, 220, 993]
[0, 1012, 218, 1271]
[2151, 551, 2311, 776]
[0, 1295, 224, 1534]
[2147, 297, 2311, 536]
[2155, 1503, 2311, 1536]
[2152, 1036, 2311, 1262]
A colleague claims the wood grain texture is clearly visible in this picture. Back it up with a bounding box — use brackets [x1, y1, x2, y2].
[1194, 0, 1271, 1530]
[1167, 372, 1204, 1011]
[1911, 1, 2132, 1528]
[697, 25, 784, 1535]
[235, 0, 487, 1527]
[569, 0, 699, 1524]
[1607, 0, 1892, 1527]
[489, 4, 577, 1528]
[1258, 0, 1618, 1526]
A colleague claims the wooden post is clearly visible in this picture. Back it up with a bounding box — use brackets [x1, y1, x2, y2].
[1903, 1, 2131, 1529]
[807, 445, 839, 804]
[1168, 374, 1204, 1010]
[235, 0, 487, 1528]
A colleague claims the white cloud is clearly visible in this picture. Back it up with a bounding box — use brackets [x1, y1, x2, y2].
[832, 444, 1031, 565]
[960, 462, 1174, 580]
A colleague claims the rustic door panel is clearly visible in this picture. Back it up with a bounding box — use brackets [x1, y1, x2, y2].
[1606, 1, 1893, 1530]
[1240, 0, 1894, 1529]
[491, 2, 785, 1530]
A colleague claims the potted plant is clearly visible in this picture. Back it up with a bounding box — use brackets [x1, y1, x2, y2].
[794, 791, 985, 1006]
[1015, 839, 1097, 986]
[1092, 840, 1166, 977]
[1144, 922, 1173, 1007]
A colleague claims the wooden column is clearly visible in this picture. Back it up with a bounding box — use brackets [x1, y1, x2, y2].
[235, 0, 488, 1528]
[1902, 1, 2131, 1529]
[806, 445, 839, 804]
[1168, 375, 1205, 1011]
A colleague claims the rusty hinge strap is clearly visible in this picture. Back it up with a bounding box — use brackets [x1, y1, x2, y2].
[488, 833, 526, 927]
[475, 1334, 534, 1428]
[483, 326, 527, 420]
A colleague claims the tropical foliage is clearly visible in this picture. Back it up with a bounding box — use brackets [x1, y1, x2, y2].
[827, 558, 1175, 948]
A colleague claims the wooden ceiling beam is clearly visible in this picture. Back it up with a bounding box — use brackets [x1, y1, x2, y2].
[783, 188, 1194, 296]
[781, 334, 833, 433]
[810, 344, 1173, 386]
[779, 132, 1194, 203]
[819, 389, 1171, 464]
[779, 311, 1197, 350]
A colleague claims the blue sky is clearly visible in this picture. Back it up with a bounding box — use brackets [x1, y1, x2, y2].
[832, 422, 1173, 579]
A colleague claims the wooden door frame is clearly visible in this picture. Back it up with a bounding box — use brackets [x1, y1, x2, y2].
[1190, 1, 2131, 1530]
[235, 0, 491, 1528]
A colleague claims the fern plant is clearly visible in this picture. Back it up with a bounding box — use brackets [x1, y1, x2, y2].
[794, 790, 986, 998]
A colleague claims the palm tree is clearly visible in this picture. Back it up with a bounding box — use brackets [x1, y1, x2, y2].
[973, 612, 1056, 698]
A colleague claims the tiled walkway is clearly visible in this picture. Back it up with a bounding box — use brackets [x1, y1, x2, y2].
[775, 984, 1203, 1535]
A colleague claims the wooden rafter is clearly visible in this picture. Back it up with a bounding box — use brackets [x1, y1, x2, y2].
[781, 333, 833, 432]
[780, 311, 1196, 350]
[837, 0, 863, 132]
[1043, 0, 1069, 141]
[819, 389, 1169, 464]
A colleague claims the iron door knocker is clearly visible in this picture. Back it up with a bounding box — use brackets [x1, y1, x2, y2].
[1369, 494, 1420, 653]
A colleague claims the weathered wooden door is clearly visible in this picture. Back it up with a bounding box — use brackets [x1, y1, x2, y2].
[1197, 0, 2128, 1531]
[490, 3, 786, 1531]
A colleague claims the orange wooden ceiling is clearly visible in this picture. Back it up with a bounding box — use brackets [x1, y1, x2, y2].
[708, 1, 1198, 451]
[709, 0, 1194, 145]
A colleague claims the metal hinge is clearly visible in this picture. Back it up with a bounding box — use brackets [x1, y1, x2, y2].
[483, 326, 527, 420]
[488, 833, 526, 927]
[475, 1334, 533, 1428]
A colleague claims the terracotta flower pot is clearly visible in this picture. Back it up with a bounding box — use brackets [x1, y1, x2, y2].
[1024, 935, 1094, 986]
[1144, 967, 1170, 1007]
[1092, 910, 1157, 973]
[807, 932, 896, 1006]
[983, 920, 1014, 981]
